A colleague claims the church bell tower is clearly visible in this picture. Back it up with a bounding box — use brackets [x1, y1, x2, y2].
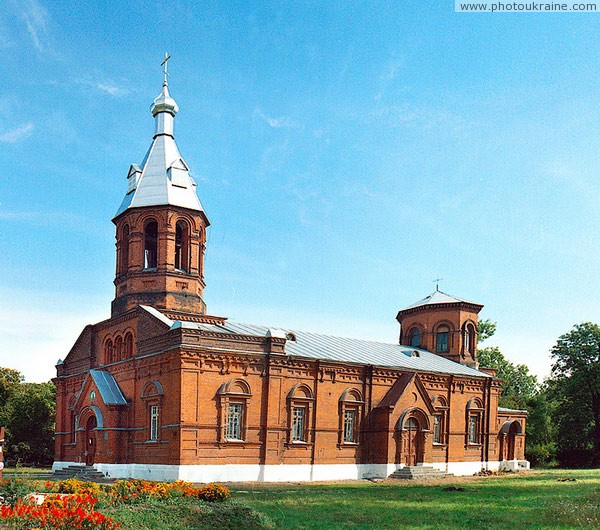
[396, 288, 483, 368]
[111, 56, 210, 318]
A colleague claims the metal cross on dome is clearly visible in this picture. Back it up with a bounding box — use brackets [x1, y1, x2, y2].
[161, 52, 172, 85]
[433, 277, 444, 291]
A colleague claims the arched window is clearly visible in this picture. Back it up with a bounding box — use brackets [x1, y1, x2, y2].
[124, 332, 134, 358]
[217, 379, 252, 442]
[105, 339, 114, 364]
[144, 220, 158, 269]
[436, 325, 450, 353]
[287, 384, 314, 443]
[431, 395, 448, 445]
[174, 220, 189, 272]
[463, 323, 476, 355]
[339, 389, 364, 445]
[408, 327, 421, 348]
[120, 224, 129, 275]
[466, 398, 484, 445]
[142, 381, 164, 442]
[114, 336, 123, 362]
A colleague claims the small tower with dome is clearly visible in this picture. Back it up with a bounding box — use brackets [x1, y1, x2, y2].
[111, 55, 210, 317]
[396, 288, 483, 368]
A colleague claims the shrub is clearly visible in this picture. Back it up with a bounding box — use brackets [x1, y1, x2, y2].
[58, 478, 103, 496]
[107, 479, 230, 504]
[0, 477, 32, 507]
[196, 483, 231, 502]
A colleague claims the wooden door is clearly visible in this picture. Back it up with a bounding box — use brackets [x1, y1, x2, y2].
[405, 417, 420, 466]
[85, 416, 97, 465]
[507, 434, 515, 460]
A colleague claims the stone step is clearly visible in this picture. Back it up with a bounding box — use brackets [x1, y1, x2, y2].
[389, 466, 453, 480]
[52, 465, 108, 482]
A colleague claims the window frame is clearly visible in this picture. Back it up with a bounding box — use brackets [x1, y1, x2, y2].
[338, 388, 364, 446]
[226, 402, 244, 441]
[217, 380, 252, 444]
[291, 405, 307, 442]
[431, 395, 449, 445]
[143, 220, 159, 270]
[436, 325, 450, 353]
[141, 380, 165, 443]
[149, 404, 160, 442]
[286, 384, 314, 445]
[174, 220, 190, 273]
[466, 398, 484, 446]
[408, 327, 421, 348]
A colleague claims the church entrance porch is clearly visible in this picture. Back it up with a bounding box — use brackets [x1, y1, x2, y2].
[85, 416, 97, 466]
[499, 420, 523, 461]
[396, 415, 425, 467]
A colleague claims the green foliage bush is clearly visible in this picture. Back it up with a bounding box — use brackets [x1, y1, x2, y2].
[0, 477, 33, 507]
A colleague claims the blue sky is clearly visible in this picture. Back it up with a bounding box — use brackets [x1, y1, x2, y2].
[1, 1, 599, 382]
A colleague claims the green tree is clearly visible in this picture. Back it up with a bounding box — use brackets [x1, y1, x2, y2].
[477, 346, 538, 410]
[477, 319, 497, 343]
[550, 322, 600, 467]
[0, 368, 23, 411]
[0, 368, 56, 466]
[476, 322, 551, 465]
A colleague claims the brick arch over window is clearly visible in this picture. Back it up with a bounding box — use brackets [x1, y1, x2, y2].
[104, 339, 114, 364]
[466, 397, 484, 445]
[175, 219, 190, 273]
[124, 331, 134, 358]
[406, 324, 424, 348]
[217, 379, 252, 442]
[462, 320, 477, 356]
[114, 336, 123, 362]
[431, 395, 449, 444]
[339, 388, 364, 445]
[142, 380, 164, 399]
[142, 381, 164, 442]
[287, 384, 314, 443]
[433, 320, 455, 354]
[143, 218, 159, 269]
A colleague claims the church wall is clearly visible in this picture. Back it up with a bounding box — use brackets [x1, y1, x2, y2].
[55, 328, 527, 479]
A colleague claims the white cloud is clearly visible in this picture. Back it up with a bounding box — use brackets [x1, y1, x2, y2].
[0, 122, 34, 143]
[73, 79, 130, 97]
[16, 0, 50, 53]
[254, 109, 301, 129]
[94, 82, 130, 97]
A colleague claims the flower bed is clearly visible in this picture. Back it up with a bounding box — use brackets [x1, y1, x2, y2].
[0, 493, 119, 529]
[0, 478, 231, 529]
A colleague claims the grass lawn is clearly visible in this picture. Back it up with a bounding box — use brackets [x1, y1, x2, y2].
[230, 469, 600, 529]
[3, 469, 600, 529]
[100, 496, 272, 530]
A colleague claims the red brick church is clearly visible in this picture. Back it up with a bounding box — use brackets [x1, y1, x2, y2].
[53, 67, 528, 482]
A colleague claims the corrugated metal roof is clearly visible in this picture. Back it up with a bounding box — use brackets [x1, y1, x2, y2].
[402, 289, 481, 310]
[173, 318, 489, 378]
[90, 369, 128, 405]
